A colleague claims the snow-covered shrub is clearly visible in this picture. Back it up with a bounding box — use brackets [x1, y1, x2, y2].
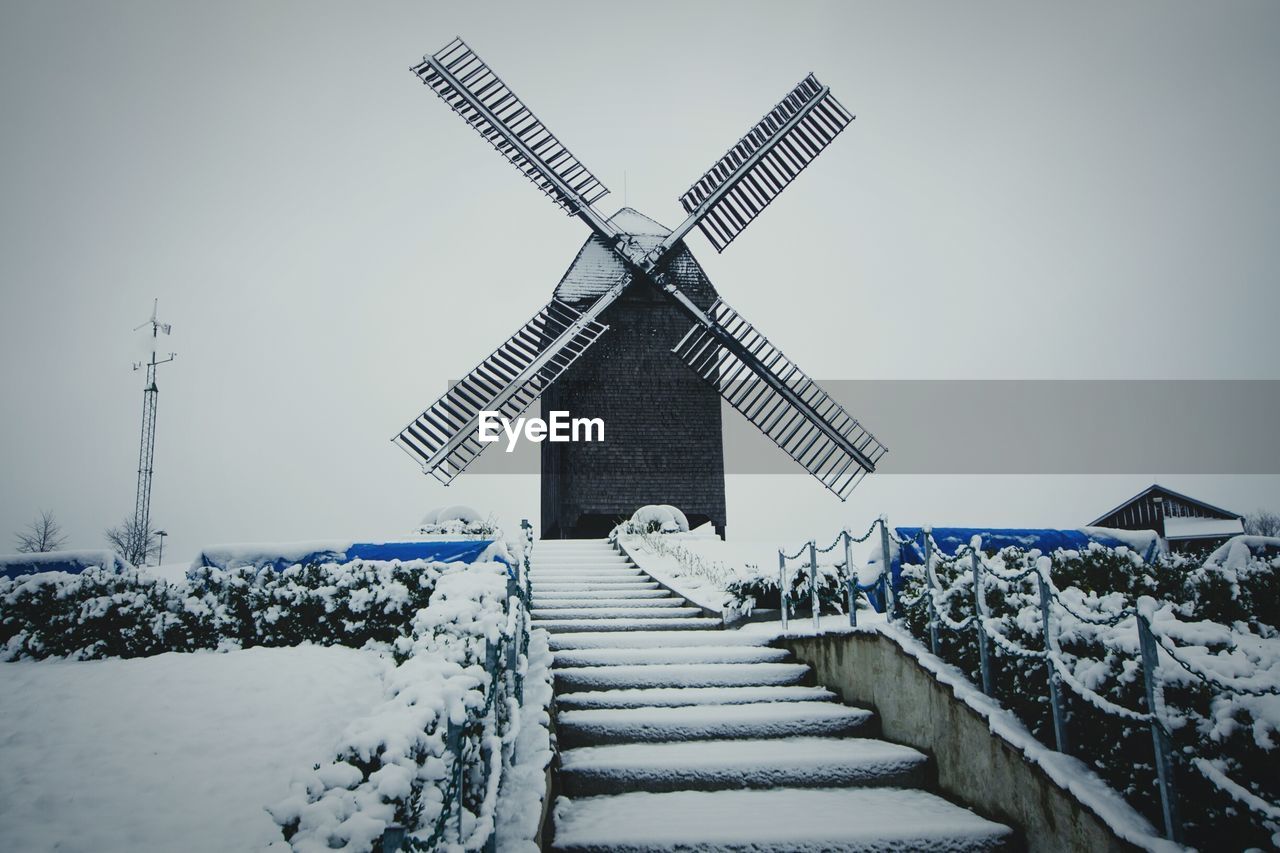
[267, 564, 549, 852]
[417, 506, 499, 537]
[612, 504, 690, 536]
[0, 559, 447, 661]
[895, 538, 1280, 850]
[724, 561, 847, 618]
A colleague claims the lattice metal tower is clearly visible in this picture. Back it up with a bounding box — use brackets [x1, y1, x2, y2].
[132, 299, 175, 549]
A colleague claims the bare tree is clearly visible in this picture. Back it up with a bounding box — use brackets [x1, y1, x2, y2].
[105, 516, 157, 566]
[1243, 509, 1280, 538]
[14, 509, 69, 553]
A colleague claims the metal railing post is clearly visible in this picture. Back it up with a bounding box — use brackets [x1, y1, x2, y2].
[971, 549, 993, 696]
[844, 530, 857, 627]
[1035, 568, 1069, 755]
[446, 717, 464, 844]
[1137, 601, 1182, 843]
[878, 517, 894, 622]
[809, 540, 821, 633]
[778, 549, 789, 631]
[924, 530, 940, 656]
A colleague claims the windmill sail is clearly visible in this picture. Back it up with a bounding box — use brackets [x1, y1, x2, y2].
[671, 298, 886, 500]
[393, 298, 611, 484]
[413, 38, 613, 224]
[676, 74, 854, 253]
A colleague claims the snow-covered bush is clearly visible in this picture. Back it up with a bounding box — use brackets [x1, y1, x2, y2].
[896, 538, 1280, 850]
[724, 561, 847, 618]
[1, 560, 446, 661]
[612, 504, 689, 536]
[417, 506, 499, 537]
[267, 564, 551, 852]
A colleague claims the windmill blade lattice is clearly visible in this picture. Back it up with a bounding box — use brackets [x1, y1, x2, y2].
[413, 38, 612, 217]
[678, 74, 854, 252]
[393, 299, 610, 484]
[672, 299, 886, 500]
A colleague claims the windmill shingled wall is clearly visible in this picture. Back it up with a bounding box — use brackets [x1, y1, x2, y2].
[541, 274, 726, 539]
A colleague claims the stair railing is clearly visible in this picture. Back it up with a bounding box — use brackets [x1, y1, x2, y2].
[379, 519, 536, 852]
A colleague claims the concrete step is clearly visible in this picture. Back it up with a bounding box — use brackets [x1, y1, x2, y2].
[555, 684, 838, 710]
[550, 787, 1014, 852]
[558, 736, 930, 795]
[534, 578, 658, 588]
[534, 583, 661, 593]
[554, 663, 811, 692]
[535, 597, 685, 610]
[547, 631, 772, 651]
[533, 607, 703, 621]
[533, 589, 672, 601]
[557, 701, 874, 747]
[534, 617, 721, 633]
[552, 646, 792, 667]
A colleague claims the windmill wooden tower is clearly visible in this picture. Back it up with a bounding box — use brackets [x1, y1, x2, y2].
[394, 38, 887, 538]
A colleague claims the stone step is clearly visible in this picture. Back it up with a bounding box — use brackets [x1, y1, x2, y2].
[534, 607, 703, 621]
[558, 736, 930, 796]
[552, 646, 792, 667]
[557, 701, 874, 747]
[535, 617, 721, 633]
[547, 631, 772, 651]
[534, 578, 658, 588]
[554, 663, 811, 692]
[535, 597, 686, 611]
[534, 583, 661, 593]
[550, 787, 1014, 852]
[533, 589, 672, 601]
[555, 684, 838, 710]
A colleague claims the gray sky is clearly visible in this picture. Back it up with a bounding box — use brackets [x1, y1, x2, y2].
[2, 1, 1278, 562]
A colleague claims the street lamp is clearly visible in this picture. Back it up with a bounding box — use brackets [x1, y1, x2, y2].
[154, 530, 168, 566]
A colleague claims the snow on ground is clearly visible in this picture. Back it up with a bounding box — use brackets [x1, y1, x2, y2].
[0, 645, 390, 853]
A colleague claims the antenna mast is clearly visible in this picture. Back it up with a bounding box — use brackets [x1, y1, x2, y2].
[132, 299, 174, 561]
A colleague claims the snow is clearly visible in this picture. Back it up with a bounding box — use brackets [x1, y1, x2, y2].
[546, 630, 772, 650]
[557, 701, 874, 744]
[1161, 516, 1245, 540]
[0, 645, 389, 853]
[532, 606, 702, 619]
[555, 662, 810, 690]
[555, 684, 837, 710]
[559, 736, 928, 788]
[494, 628, 555, 853]
[534, 597, 687, 609]
[534, 617, 720, 632]
[551, 645, 792, 667]
[552, 787, 1013, 852]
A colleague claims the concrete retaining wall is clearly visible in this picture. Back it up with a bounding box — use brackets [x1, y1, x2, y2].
[779, 630, 1148, 853]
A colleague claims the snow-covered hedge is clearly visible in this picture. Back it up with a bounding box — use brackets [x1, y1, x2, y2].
[896, 538, 1280, 850]
[1, 561, 443, 661]
[611, 504, 690, 536]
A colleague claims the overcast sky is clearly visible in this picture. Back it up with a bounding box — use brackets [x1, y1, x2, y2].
[2, 1, 1277, 562]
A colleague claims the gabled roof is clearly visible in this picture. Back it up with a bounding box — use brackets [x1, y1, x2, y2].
[1087, 483, 1243, 527]
[553, 207, 717, 305]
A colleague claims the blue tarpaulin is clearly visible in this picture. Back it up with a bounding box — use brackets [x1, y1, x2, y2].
[191, 539, 509, 576]
[0, 550, 132, 580]
[864, 526, 1162, 612]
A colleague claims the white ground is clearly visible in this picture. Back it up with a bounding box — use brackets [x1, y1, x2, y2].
[0, 645, 390, 853]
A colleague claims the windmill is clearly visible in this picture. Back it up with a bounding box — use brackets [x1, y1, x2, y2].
[393, 37, 887, 538]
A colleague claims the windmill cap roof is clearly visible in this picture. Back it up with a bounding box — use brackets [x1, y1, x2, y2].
[553, 207, 717, 304]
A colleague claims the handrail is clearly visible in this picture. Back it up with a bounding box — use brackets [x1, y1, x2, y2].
[380, 520, 536, 853]
[777, 519, 1279, 844]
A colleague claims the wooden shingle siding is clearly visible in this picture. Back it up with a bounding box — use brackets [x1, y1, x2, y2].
[541, 228, 727, 539]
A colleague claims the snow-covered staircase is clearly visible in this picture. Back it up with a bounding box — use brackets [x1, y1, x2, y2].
[530, 539, 1017, 852]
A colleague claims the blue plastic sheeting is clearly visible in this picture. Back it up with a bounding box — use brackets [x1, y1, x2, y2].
[192, 539, 509, 575]
[0, 550, 132, 580]
[864, 527, 1162, 613]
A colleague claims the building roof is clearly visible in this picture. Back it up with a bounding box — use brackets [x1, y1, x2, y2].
[1087, 483, 1243, 527]
[553, 207, 717, 305]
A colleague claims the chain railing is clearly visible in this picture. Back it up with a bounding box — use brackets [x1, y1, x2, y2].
[777, 521, 1280, 844]
[379, 519, 536, 853]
